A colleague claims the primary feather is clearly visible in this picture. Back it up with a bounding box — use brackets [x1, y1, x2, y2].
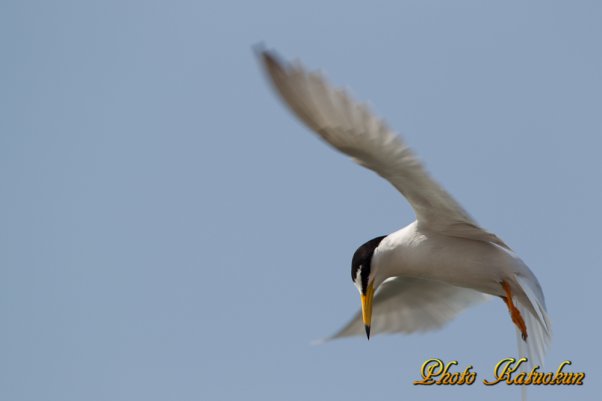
[260, 50, 509, 249]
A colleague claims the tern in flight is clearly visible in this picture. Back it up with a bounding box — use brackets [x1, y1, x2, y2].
[258, 49, 551, 367]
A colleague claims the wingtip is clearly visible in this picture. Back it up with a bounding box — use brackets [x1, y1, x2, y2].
[254, 46, 288, 90]
[252, 42, 278, 66]
[252, 42, 268, 58]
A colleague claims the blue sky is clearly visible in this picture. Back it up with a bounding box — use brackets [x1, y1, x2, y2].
[1, 1, 600, 400]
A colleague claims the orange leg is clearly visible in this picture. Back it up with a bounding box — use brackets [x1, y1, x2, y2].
[500, 281, 528, 341]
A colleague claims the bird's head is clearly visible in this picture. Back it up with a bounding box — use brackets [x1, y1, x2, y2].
[351, 235, 387, 340]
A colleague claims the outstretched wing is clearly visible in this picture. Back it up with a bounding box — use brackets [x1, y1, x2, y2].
[260, 50, 509, 249]
[325, 277, 489, 340]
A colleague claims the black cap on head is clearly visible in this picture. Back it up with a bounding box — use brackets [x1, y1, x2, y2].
[351, 235, 387, 294]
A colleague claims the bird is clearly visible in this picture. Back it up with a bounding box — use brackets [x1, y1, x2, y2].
[258, 48, 551, 368]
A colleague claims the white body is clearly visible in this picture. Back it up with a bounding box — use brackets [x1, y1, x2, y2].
[376, 221, 538, 301]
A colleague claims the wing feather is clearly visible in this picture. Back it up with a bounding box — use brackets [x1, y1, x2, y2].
[260, 50, 509, 249]
[325, 277, 489, 340]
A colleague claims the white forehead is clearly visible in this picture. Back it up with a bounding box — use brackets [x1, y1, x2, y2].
[353, 264, 364, 293]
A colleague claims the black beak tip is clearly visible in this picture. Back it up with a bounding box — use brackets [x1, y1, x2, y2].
[365, 325, 371, 340]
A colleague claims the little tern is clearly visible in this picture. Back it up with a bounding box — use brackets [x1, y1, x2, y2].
[258, 49, 551, 367]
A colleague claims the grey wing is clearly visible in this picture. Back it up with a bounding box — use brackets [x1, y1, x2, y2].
[326, 277, 489, 340]
[259, 49, 510, 249]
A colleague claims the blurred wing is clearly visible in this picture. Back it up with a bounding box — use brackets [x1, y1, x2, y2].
[260, 50, 509, 249]
[326, 277, 489, 339]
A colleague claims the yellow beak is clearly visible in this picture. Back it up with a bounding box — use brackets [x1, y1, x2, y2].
[360, 282, 375, 339]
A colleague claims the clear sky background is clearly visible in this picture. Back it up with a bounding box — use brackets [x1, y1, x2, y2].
[1, 1, 600, 400]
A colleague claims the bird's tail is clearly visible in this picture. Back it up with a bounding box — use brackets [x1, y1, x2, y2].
[514, 274, 552, 400]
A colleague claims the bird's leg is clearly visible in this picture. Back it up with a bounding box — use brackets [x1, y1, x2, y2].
[500, 281, 528, 341]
